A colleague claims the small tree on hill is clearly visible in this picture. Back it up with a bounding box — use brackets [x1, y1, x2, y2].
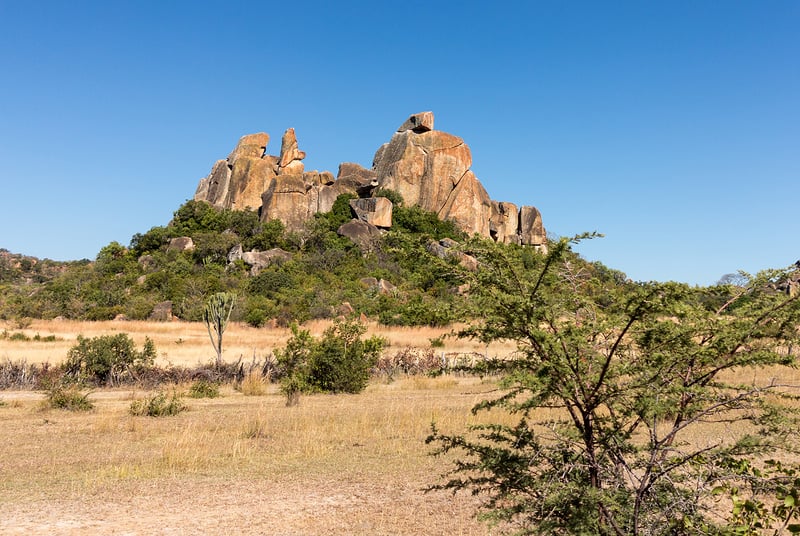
[427, 236, 800, 535]
[203, 291, 236, 366]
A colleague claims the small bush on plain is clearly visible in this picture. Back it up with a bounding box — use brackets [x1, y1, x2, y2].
[45, 384, 94, 411]
[187, 379, 220, 398]
[130, 391, 186, 417]
[65, 333, 156, 386]
[275, 318, 385, 405]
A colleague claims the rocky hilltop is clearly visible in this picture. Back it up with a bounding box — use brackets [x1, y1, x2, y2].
[194, 112, 546, 248]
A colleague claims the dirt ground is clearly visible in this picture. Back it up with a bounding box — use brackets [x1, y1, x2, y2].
[0, 383, 505, 536]
[0, 474, 493, 535]
[0, 320, 514, 535]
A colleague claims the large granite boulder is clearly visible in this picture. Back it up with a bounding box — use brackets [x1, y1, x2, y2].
[437, 171, 492, 237]
[519, 206, 547, 248]
[397, 111, 434, 133]
[241, 248, 292, 275]
[373, 112, 492, 237]
[278, 128, 306, 175]
[228, 132, 269, 164]
[373, 128, 472, 211]
[229, 156, 276, 211]
[195, 132, 271, 210]
[490, 201, 521, 244]
[260, 174, 316, 231]
[194, 160, 232, 207]
[167, 236, 195, 252]
[426, 238, 479, 271]
[350, 197, 392, 228]
[337, 219, 382, 251]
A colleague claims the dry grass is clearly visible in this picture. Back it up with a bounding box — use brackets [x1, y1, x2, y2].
[2, 320, 798, 534]
[239, 371, 268, 396]
[0, 318, 516, 368]
[0, 376, 509, 535]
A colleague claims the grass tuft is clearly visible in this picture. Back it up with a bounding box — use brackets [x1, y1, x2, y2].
[239, 372, 267, 396]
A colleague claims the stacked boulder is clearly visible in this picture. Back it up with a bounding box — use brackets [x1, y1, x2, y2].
[194, 112, 546, 249]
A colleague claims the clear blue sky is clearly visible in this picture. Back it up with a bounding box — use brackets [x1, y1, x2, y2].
[1, 1, 797, 286]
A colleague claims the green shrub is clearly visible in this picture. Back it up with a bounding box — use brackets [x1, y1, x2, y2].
[65, 333, 156, 386]
[244, 308, 267, 328]
[130, 391, 186, 417]
[307, 319, 385, 394]
[187, 379, 220, 399]
[246, 219, 287, 251]
[32, 333, 58, 342]
[392, 205, 465, 241]
[275, 318, 386, 405]
[373, 188, 405, 207]
[45, 385, 94, 411]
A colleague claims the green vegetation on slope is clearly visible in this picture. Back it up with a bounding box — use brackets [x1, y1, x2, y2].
[0, 196, 483, 326]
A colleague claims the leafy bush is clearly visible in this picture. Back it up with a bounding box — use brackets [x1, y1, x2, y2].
[129, 391, 186, 417]
[429, 336, 445, 348]
[275, 318, 386, 405]
[187, 379, 220, 399]
[45, 384, 94, 411]
[245, 219, 287, 251]
[307, 318, 385, 394]
[325, 193, 359, 229]
[373, 188, 405, 207]
[65, 333, 156, 386]
[392, 205, 465, 241]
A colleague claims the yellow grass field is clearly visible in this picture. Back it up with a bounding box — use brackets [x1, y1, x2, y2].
[0, 318, 517, 368]
[0, 319, 516, 535]
[1, 320, 798, 535]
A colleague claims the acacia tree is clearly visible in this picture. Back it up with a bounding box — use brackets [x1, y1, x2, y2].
[203, 291, 236, 366]
[427, 236, 800, 535]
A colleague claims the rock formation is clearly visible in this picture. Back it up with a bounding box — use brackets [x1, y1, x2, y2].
[193, 112, 546, 248]
[194, 133, 273, 211]
[350, 197, 392, 228]
[337, 220, 382, 252]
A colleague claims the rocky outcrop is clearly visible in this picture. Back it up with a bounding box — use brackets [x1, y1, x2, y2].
[519, 206, 546, 247]
[228, 244, 292, 275]
[193, 112, 547, 248]
[243, 249, 292, 276]
[350, 197, 392, 228]
[337, 220, 382, 251]
[490, 201, 520, 245]
[397, 111, 434, 133]
[195, 133, 271, 211]
[359, 277, 398, 296]
[427, 238, 479, 271]
[278, 128, 306, 175]
[167, 237, 195, 252]
[372, 112, 546, 248]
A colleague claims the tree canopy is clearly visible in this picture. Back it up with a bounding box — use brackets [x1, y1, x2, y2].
[427, 235, 800, 535]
